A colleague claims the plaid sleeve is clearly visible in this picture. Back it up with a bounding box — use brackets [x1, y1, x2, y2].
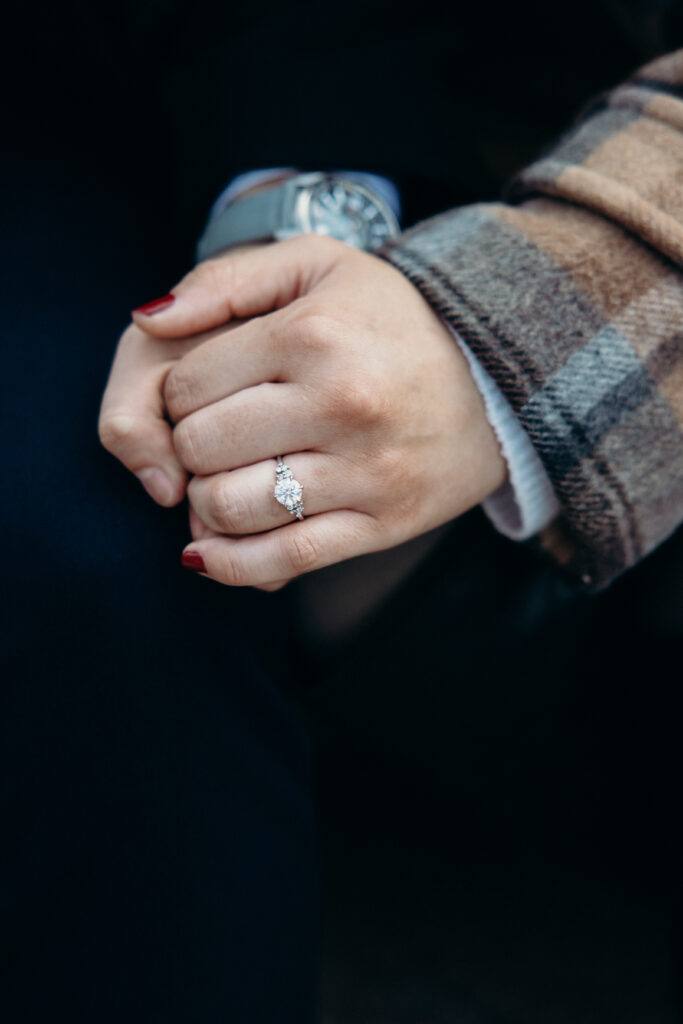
[382, 50, 683, 588]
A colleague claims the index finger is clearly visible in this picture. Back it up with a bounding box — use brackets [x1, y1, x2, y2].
[98, 324, 197, 506]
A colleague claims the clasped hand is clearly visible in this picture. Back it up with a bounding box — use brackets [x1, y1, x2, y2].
[99, 236, 506, 589]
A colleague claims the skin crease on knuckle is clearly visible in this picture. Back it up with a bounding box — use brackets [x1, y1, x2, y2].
[207, 479, 253, 534]
[172, 418, 205, 475]
[215, 546, 251, 588]
[346, 376, 393, 430]
[282, 529, 322, 578]
[303, 359, 395, 437]
[163, 364, 198, 424]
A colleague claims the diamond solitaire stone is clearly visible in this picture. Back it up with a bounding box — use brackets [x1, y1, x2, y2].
[274, 477, 302, 509]
[274, 458, 305, 520]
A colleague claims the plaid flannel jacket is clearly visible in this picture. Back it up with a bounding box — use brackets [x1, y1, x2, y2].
[384, 50, 683, 588]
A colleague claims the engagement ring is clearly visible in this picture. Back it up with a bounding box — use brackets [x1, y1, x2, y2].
[274, 457, 305, 520]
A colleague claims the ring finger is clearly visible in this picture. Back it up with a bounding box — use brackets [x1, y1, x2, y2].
[187, 453, 366, 536]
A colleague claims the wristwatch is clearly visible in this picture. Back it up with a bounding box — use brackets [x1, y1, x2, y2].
[196, 171, 401, 261]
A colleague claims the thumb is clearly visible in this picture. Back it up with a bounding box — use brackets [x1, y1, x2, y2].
[131, 236, 341, 339]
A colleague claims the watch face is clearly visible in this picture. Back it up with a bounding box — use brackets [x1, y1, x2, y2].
[305, 178, 398, 250]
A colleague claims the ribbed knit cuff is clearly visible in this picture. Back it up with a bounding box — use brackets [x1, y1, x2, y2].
[449, 326, 560, 540]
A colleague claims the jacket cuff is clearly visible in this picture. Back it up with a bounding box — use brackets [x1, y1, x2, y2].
[381, 194, 683, 588]
[448, 325, 560, 540]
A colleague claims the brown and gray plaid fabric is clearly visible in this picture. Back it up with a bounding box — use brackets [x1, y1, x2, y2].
[383, 50, 683, 588]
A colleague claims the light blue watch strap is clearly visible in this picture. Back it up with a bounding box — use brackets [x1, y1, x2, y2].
[196, 183, 293, 261]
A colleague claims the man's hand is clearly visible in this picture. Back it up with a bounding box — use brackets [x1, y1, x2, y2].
[100, 235, 507, 588]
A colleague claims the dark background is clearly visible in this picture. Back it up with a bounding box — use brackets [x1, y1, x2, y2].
[2, 2, 683, 1021]
[6, 1, 680, 247]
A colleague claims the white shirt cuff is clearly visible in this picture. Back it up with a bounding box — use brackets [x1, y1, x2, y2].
[448, 325, 561, 540]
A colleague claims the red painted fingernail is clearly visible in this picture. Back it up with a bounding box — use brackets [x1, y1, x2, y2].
[182, 551, 206, 572]
[133, 294, 176, 316]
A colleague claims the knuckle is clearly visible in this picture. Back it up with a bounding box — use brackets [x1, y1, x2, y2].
[172, 419, 202, 471]
[374, 446, 408, 487]
[373, 447, 419, 519]
[98, 412, 138, 455]
[321, 376, 388, 427]
[284, 307, 340, 355]
[209, 481, 252, 533]
[316, 380, 354, 421]
[282, 530, 321, 576]
[219, 547, 249, 587]
[348, 379, 389, 425]
[164, 364, 196, 421]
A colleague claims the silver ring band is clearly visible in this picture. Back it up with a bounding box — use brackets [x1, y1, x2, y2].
[274, 457, 304, 520]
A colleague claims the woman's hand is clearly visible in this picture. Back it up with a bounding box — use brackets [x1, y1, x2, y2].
[120, 235, 507, 588]
[100, 235, 507, 587]
[98, 249, 264, 508]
